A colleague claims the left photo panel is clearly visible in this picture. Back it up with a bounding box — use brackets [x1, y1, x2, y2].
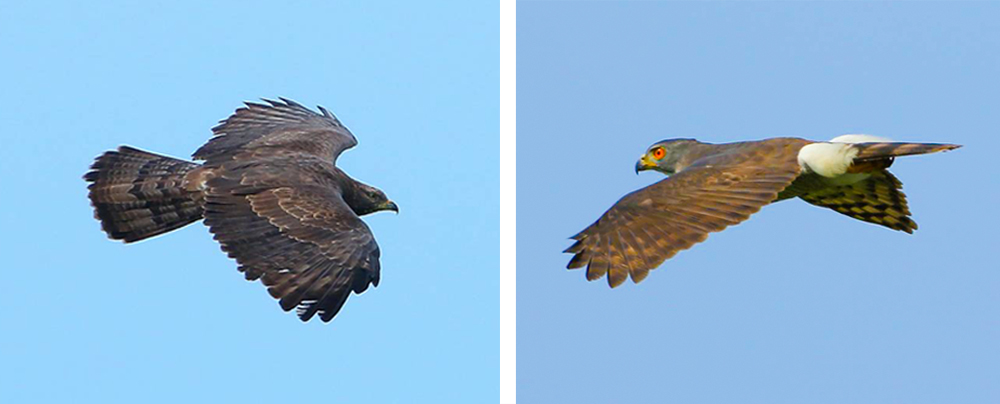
[0, 2, 499, 403]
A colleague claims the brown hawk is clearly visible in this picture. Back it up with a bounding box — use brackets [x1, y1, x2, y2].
[85, 98, 398, 322]
[565, 135, 961, 288]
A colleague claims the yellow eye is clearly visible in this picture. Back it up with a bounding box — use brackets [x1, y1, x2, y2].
[652, 147, 666, 160]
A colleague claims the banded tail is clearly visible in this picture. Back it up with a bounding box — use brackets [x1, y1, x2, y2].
[84, 146, 204, 242]
[849, 142, 962, 172]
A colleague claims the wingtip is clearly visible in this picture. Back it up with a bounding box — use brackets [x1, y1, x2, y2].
[566, 255, 587, 269]
[297, 310, 318, 323]
[278, 97, 304, 108]
[244, 100, 269, 110]
[317, 105, 335, 119]
[254, 97, 300, 109]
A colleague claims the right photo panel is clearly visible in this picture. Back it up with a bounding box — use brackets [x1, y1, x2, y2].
[517, 2, 1000, 403]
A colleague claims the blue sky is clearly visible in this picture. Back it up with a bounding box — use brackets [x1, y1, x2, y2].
[0, 1, 497, 403]
[518, 2, 999, 403]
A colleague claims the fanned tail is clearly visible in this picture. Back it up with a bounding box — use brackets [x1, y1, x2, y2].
[84, 146, 204, 242]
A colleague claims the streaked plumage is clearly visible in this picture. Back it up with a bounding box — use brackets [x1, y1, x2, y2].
[566, 135, 960, 288]
[85, 98, 397, 322]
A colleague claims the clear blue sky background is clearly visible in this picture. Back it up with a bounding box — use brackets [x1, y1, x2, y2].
[0, 1, 497, 403]
[519, 2, 998, 403]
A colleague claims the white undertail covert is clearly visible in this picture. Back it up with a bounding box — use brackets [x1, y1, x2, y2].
[797, 134, 891, 178]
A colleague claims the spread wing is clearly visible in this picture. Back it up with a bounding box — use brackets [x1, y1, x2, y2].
[565, 141, 804, 287]
[799, 170, 917, 233]
[193, 97, 357, 166]
[204, 177, 380, 322]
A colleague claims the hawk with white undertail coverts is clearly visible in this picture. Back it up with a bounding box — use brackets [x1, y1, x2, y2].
[565, 135, 960, 287]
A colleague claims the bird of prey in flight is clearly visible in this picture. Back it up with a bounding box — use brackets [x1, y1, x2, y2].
[565, 135, 960, 288]
[85, 98, 398, 322]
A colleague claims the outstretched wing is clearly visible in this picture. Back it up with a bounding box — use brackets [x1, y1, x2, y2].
[204, 179, 380, 322]
[799, 170, 917, 233]
[565, 140, 804, 287]
[194, 97, 357, 166]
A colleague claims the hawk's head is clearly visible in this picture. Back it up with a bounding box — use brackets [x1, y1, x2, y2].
[636, 138, 701, 175]
[349, 182, 398, 216]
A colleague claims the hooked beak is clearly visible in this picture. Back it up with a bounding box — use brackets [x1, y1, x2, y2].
[384, 200, 399, 214]
[635, 155, 655, 174]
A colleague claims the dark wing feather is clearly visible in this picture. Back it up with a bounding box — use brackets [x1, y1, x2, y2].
[193, 98, 357, 166]
[799, 170, 917, 233]
[566, 139, 805, 287]
[204, 181, 380, 323]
